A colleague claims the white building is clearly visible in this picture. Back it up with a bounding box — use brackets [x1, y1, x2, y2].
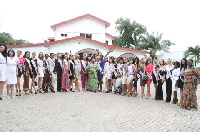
[7, 14, 148, 58]
[156, 51, 185, 62]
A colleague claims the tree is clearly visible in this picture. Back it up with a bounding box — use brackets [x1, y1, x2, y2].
[0, 35, 15, 45]
[138, 32, 175, 59]
[184, 45, 200, 67]
[0, 32, 13, 39]
[0, 32, 31, 45]
[15, 39, 30, 45]
[115, 17, 147, 49]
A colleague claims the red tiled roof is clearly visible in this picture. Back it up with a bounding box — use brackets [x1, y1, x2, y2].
[105, 33, 116, 40]
[50, 14, 110, 31]
[108, 45, 148, 54]
[48, 37, 55, 40]
[7, 36, 148, 53]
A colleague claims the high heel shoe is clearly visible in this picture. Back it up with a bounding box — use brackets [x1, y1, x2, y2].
[19, 90, 22, 96]
[39, 88, 44, 94]
[140, 94, 145, 98]
[16, 90, 19, 96]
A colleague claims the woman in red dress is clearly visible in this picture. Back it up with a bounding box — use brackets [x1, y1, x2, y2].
[145, 57, 153, 99]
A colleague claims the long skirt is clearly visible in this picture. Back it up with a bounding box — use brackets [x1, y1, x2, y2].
[61, 67, 70, 91]
[181, 82, 198, 110]
[57, 68, 62, 92]
[43, 69, 50, 91]
[114, 77, 122, 94]
[23, 74, 29, 92]
[156, 80, 163, 100]
[166, 78, 172, 102]
[81, 73, 87, 89]
[87, 73, 98, 92]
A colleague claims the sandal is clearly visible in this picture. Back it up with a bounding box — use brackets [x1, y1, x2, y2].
[132, 92, 136, 97]
[135, 92, 138, 97]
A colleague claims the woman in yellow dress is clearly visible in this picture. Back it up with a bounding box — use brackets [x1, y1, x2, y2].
[181, 59, 200, 110]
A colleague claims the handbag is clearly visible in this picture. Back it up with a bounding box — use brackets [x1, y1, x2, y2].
[143, 75, 148, 81]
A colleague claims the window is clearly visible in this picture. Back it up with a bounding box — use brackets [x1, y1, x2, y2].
[80, 33, 92, 39]
[105, 40, 108, 44]
[61, 34, 67, 37]
[86, 34, 92, 39]
[80, 33, 85, 37]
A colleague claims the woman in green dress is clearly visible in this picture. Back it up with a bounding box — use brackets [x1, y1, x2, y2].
[87, 57, 99, 92]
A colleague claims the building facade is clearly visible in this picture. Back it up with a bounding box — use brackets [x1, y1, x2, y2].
[7, 14, 148, 58]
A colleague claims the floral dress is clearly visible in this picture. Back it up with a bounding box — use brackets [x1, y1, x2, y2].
[61, 60, 70, 91]
[181, 67, 200, 110]
[86, 63, 99, 92]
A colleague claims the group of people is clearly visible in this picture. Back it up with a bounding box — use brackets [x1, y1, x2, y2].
[0, 43, 199, 110]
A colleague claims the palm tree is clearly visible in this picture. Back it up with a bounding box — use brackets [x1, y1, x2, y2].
[138, 32, 174, 59]
[184, 45, 200, 67]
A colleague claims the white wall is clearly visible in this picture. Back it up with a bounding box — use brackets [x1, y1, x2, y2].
[109, 48, 144, 58]
[8, 46, 49, 57]
[55, 18, 106, 43]
[105, 35, 113, 45]
[50, 39, 109, 55]
[157, 51, 184, 62]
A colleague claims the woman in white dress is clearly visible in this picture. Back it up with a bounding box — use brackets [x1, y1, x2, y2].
[6, 49, 18, 98]
[122, 58, 129, 96]
[0, 43, 7, 100]
[37, 52, 44, 94]
[102, 57, 108, 92]
[105, 58, 114, 93]
[171, 61, 180, 104]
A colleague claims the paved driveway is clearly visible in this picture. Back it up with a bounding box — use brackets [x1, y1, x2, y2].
[0, 82, 200, 132]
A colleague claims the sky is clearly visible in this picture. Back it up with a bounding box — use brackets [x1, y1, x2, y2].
[0, 0, 200, 52]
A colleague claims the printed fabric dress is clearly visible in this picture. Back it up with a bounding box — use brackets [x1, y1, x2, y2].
[61, 60, 70, 91]
[181, 67, 200, 110]
[86, 63, 99, 92]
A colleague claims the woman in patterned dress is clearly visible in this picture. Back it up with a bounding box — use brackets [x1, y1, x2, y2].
[181, 59, 200, 110]
[75, 54, 81, 92]
[61, 54, 70, 91]
[86, 57, 99, 92]
[37, 52, 44, 94]
[23, 51, 32, 95]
